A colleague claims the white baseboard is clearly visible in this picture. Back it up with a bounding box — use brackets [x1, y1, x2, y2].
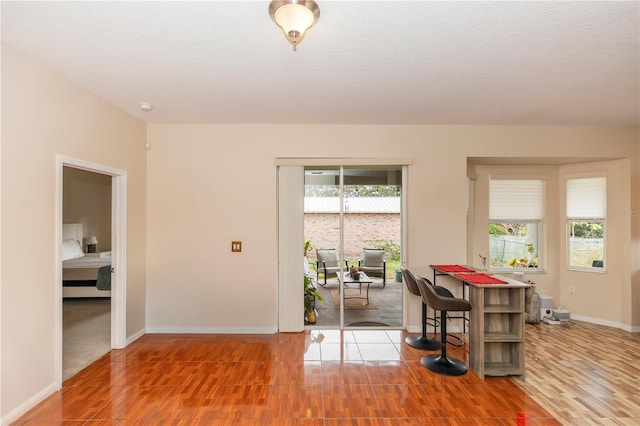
[145, 326, 277, 334]
[126, 328, 146, 345]
[1, 382, 57, 426]
[570, 313, 637, 332]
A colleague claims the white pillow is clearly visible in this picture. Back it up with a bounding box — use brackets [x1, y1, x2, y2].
[62, 239, 84, 261]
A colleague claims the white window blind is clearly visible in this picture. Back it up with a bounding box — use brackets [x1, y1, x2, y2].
[489, 179, 544, 220]
[567, 177, 606, 219]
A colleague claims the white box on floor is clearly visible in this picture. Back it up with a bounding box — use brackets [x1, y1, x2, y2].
[539, 294, 553, 319]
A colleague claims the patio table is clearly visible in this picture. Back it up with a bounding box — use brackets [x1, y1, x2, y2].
[336, 271, 372, 305]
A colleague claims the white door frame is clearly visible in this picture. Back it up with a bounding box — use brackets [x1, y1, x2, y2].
[276, 166, 305, 332]
[55, 155, 127, 388]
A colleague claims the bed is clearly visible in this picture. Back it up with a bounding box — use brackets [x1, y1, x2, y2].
[62, 223, 111, 298]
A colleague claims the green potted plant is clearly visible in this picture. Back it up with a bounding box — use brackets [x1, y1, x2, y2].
[304, 238, 314, 256]
[349, 265, 361, 280]
[303, 238, 323, 324]
[304, 275, 324, 324]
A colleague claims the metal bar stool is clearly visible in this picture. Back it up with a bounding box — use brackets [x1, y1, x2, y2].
[427, 282, 465, 348]
[400, 268, 441, 351]
[416, 277, 472, 376]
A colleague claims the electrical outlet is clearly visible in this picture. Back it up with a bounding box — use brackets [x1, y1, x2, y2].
[569, 287, 575, 294]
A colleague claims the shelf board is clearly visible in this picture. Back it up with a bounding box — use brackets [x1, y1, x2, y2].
[484, 332, 523, 342]
[484, 305, 522, 313]
[484, 362, 524, 376]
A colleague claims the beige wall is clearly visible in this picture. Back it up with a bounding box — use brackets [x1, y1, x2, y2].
[63, 167, 112, 252]
[558, 160, 633, 327]
[635, 148, 640, 327]
[145, 123, 639, 334]
[1, 45, 147, 418]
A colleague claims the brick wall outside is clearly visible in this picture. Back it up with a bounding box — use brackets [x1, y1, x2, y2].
[304, 213, 400, 263]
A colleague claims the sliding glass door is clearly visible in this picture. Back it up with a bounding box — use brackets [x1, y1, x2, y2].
[304, 166, 403, 329]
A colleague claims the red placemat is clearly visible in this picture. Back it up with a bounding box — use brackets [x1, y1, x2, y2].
[454, 273, 508, 285]
[431, 264, 476, 273]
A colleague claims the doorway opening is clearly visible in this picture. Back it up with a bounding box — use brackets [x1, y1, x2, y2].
[56, 156, 127, 388]
[62, 167, 112, 381]
[304, 166, 404, 329]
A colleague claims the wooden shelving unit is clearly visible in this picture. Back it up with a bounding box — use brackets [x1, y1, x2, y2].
[469, 281, 528, 379]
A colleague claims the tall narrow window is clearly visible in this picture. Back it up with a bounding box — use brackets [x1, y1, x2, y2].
[567, 177, 606, 270]
[489, 179, 544, 270]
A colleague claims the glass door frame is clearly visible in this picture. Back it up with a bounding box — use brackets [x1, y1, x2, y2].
[276, 157, 412, 332]
[303, 164, 408, 330]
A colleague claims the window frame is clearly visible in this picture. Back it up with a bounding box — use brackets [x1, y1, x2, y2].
[564, 176, 608, 274]
[565, 176, 607, 273]
[489, 220, 542, 272]
[488, 178, 545, 273]
[566, 219, 606, 272]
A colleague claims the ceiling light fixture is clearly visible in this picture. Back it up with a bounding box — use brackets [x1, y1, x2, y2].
[269, 0, 320, 51]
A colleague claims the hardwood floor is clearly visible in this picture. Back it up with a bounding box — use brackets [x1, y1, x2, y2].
[13, 320, 639, 425]
[516, 321, 640, 425]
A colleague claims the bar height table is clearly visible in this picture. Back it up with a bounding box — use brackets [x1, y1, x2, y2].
[430, 264, 477, 332]
[429, 265, 532, 379]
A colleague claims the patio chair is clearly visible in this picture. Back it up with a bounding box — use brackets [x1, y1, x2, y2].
[358, 248, 386, 285]
[315, 249, 347, 285]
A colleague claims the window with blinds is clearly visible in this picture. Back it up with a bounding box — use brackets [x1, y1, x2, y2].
[567, 177, 606, 270]
[488, 179, 543, 270]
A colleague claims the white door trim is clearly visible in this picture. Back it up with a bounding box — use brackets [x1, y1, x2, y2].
[277, 166, 305, 332]
[55, 155, 127, 388]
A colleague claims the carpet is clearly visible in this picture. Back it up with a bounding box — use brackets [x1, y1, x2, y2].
[63, 298, 111, 381]
[330, 288, 377, 310]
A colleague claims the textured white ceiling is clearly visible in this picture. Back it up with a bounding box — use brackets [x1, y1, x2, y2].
[2, 1, 639, 125]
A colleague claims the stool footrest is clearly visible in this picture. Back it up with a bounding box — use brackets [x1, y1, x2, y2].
[445, 334, 464, 348]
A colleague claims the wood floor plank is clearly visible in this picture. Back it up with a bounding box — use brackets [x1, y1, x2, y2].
[322, 384, 380, 418]
[363, 360, 420, 385]
[370, 383, 441, 417]
[263, 384, 324, 419]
